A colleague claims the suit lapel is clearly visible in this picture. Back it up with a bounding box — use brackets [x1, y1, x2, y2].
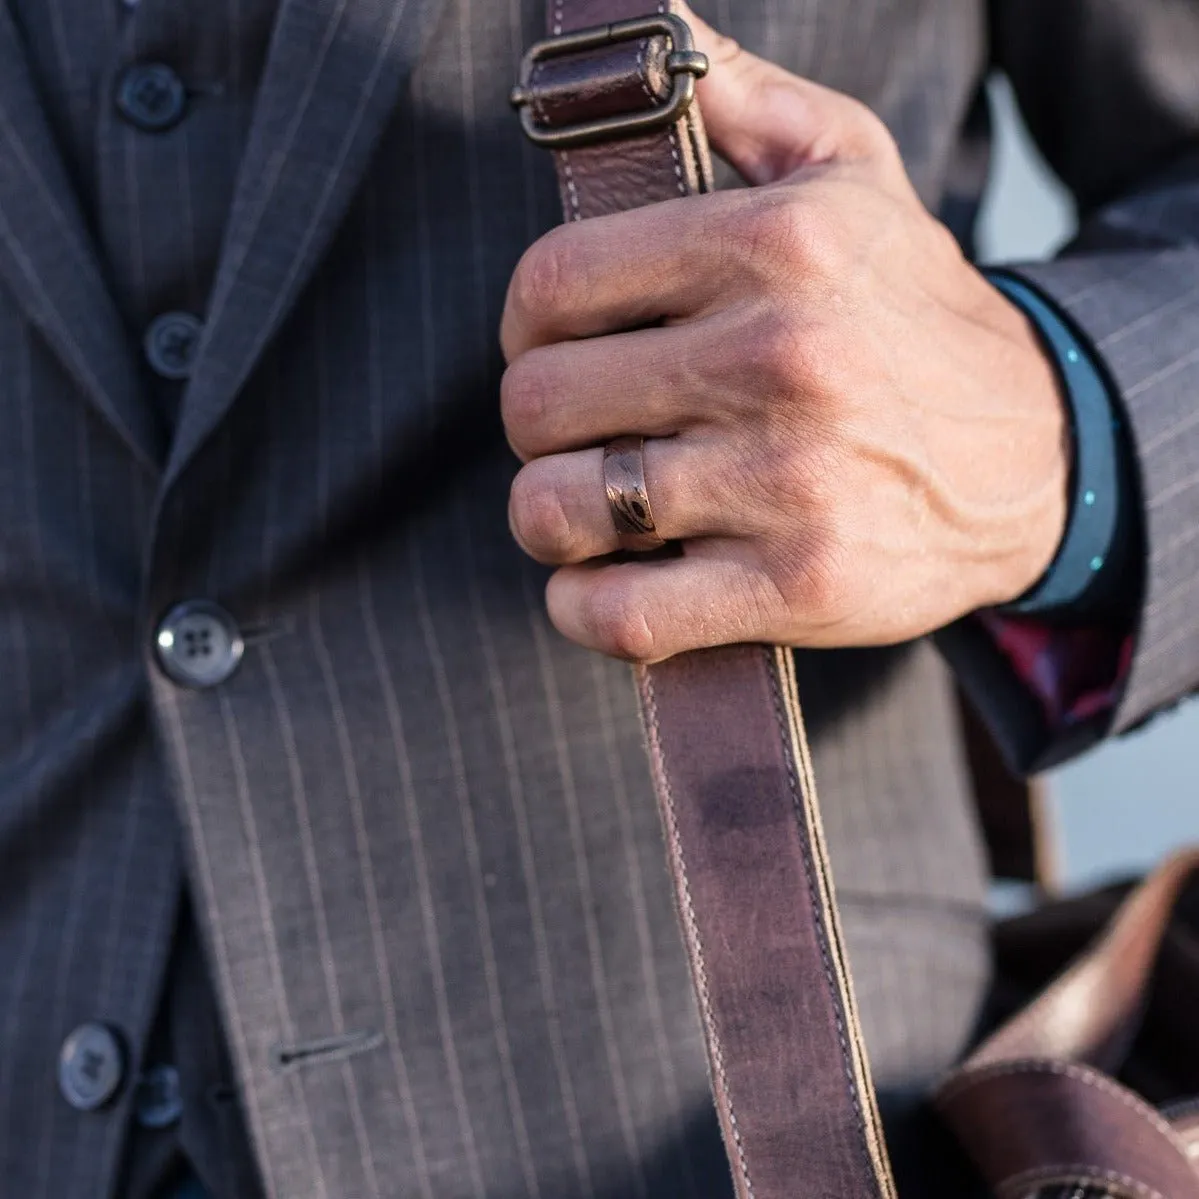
[167, 0, 448, 482]
[0, 8, 158, 472]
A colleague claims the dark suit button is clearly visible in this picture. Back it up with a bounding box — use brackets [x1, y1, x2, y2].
[134, 1064, 184, 1129]
[155, 601, 244, 688]
[58, 1023, 125, 1111]
[145, 312, 202, 380]
[115, 64, 187, 132]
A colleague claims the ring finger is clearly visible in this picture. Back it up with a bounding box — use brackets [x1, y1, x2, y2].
[508, 434, 747, 566]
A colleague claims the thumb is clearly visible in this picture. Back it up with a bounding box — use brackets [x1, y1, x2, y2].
[680, 5, 896, 185]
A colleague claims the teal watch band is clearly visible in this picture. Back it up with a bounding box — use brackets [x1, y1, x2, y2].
[986, 270, 1133, 619]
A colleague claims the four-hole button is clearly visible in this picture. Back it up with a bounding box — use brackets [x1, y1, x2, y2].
[155, 601, 244, 688]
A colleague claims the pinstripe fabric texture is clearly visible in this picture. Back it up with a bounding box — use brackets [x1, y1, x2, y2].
[0, 0, 1194, 1196]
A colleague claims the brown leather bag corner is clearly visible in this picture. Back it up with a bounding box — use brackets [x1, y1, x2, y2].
[512, 6, 1199, 1195]
[937, 850, 1199, 1198]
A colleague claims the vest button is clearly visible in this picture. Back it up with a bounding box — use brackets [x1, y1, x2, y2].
[144, 311, 203, 381]
[115, 64, 188, 133]
[134, 1064, 184, 1129]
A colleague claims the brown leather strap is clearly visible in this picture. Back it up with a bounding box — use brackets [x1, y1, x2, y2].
[515, 10, 895, 1196]
[940, 1061, 1199, 1199]
[637, 647, 894, 1198]
[937, 852, 1199, 1198]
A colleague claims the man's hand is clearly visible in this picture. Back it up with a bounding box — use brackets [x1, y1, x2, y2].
[499, 9, 1069, 663]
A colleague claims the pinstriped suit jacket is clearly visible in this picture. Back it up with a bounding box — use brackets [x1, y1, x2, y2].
[1, 0, 1198, 1195]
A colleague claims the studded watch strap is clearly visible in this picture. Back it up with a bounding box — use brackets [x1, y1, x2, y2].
[514, 6, 896, 1197]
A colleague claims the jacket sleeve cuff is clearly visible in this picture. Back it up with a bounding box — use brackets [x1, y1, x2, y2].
[944, 249, 1199, 770]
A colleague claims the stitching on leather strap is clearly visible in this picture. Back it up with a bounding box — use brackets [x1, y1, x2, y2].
[535, 48, 582, 222]
[764, 650, 878, 1185]
[940, 1059, 1190, 1157]
[998, 1164, 1166, 1199]
[665, 129, 687, 197]
[640, 667, 756, 1198]
[559, 153, 582, 221]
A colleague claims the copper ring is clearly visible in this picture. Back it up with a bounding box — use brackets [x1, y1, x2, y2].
[603, 436, 666, 553]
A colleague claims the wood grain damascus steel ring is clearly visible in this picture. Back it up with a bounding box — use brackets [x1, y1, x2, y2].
[603, 435, 666, 552]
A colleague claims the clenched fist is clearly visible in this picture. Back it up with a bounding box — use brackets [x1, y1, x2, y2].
[500, 8, 1069, 663]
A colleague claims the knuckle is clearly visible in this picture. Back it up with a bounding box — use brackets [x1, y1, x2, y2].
[738, 566, 790, 639]
[796, 533, 853, 621]
[510, 228, 582, 323]
[779, 477, 855, 621]
[586, 582, 656, 661]
[745, 310, 837, 399]
[509, 466, 573, 561]
[733, 198, 811, 269]
[746, 314, 802, 391]
[733, 196, 838, 278]
[754, 431, 857, 616]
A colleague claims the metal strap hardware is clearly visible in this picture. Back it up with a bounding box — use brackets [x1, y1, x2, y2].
[510, 13, 709, 148]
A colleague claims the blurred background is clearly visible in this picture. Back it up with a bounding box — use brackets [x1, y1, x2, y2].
[979, 78, 1198, 891]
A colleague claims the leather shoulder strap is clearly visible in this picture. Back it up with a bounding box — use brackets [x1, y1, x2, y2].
[513, 8, 895, 1197]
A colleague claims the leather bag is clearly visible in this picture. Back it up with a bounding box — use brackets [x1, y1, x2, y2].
[511, 4, 1199, 1194]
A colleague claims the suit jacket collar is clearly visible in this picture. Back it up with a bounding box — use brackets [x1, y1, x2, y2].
[0, 7, 160, 473]
[166, 0, 449, 485]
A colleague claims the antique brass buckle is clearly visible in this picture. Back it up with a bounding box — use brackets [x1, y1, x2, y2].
[510, 14, 709, 149]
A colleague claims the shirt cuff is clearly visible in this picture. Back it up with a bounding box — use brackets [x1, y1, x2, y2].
[976, 611, 1133, 729]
